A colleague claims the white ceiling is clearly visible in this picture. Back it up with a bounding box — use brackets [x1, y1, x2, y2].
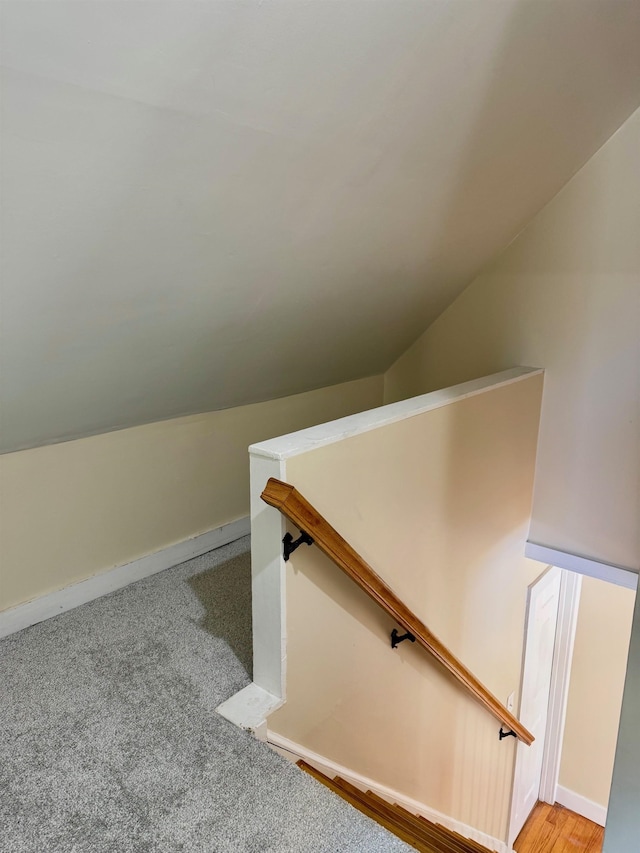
[2, 1, 640, 453]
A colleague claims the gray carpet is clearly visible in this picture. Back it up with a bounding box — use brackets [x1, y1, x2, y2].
[0, 536, 411, 852]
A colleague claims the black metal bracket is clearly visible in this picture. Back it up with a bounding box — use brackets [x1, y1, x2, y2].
[391, 628, 416, 649]
[499, 727, 517, 741]
[282, 530, 314, 562]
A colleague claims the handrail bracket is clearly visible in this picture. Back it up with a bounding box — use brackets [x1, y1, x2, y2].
[499, 727, 517, 741]
[283, 530, 314, 562]
[391, 628, 416, 649]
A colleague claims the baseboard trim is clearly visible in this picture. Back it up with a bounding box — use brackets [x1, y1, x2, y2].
[555, 785, 607, 827]
[0, 516, 250, 639]
[267, 731, 514, 853]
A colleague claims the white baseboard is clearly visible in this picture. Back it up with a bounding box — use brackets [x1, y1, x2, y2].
[555, 785, 607, 827]
[267, 731, 513, 853]
[0, 516, 250, 639]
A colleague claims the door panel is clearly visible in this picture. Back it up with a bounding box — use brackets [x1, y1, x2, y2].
[509, 566, 561, 844]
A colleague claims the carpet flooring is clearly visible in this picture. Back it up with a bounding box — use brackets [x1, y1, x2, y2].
[0, 536, 411, 852]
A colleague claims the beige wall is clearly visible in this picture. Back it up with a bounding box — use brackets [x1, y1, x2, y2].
[269, 373, 543, 841]
[0, 376, 382, 611]
[560, 576, 635, 808]
[384, 108, 640, 571]
[603, 587, 640, 853]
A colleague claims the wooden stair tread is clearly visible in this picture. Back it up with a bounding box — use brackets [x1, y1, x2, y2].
[331, 775, 437, 852]
[297, 762, 433, 851]
[361, 792, 469, 853]
[391, 812, 466, 853]
[409, 815, 493, 853]
[435, 822, 495, 853]
[297, 761, 493, 853]
[335, 779, 446, 852]
[415, 816, 496, 853]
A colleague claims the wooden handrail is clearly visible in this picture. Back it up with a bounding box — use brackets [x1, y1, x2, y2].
[261, 478, 534, 745]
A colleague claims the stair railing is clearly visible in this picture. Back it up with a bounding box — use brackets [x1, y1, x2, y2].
[261, 477, 533, 745]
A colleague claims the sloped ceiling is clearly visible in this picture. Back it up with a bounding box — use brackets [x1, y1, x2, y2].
[1, 1, 640, 453]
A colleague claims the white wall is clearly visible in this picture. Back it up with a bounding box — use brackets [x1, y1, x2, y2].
[3, 3, 640, 453]
[385, 108, 640, 572]
[0, 376, 382, 612]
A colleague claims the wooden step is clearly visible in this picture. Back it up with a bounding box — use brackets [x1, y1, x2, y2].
[434, 821, 496, 853]
[334, 778, 444, 852]
[346, 785, 463, 853]
[297, 760, 494, 853]
[296, 761, 433, 851]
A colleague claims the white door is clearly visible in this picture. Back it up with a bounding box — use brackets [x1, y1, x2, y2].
[509, 566, 561, 845]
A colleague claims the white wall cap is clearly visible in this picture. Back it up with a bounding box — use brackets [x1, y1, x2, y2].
[250, 367, 543, 461]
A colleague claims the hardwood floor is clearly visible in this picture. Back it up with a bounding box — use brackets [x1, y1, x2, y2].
[514, 802, 604, 853]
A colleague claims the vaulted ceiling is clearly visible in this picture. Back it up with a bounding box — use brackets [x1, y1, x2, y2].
[2, 1, 640, 453]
